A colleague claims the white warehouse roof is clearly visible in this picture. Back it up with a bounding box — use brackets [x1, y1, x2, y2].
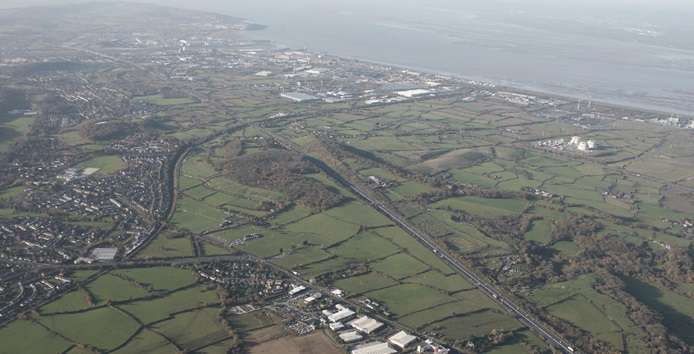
[91, 247, 118, 260]
[349, 316, 384, 334]
[340, 331, 363, 343]
[280, 92, 319, 102]
[328, 305, 355, 322]
[389, 330, 417, 348]
[396, 89, 431, 98]
[351, 342, 396, 354]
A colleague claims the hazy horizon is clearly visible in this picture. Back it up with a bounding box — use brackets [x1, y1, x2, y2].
[3, 0, 694, 114]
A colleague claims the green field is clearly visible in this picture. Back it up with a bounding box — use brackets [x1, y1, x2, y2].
[118, 286, 220, 324]
[0, 320, 73, 354]
[270, 247, 333, 269]
[374, 226, 455, 274]
[172, 197, 230, 233]
[366, 284, 455, 316]
[426, 310, 521, 339]
[150, 308, 229, 350]
[0, 116, 34, 152]
[524, 275, 649, 352]
[112, 328, 178, 354]
[85, 274, 150, 304]
[550, 241, 581, 256]
[371, 253, 430, 280]
[39, 288, 92, 314]
[137, 234, 194, 258]
[227, 310, 281, 332]
[324, 201, 392, 227]
[39, 307, 138, 351]
[334, 273, 399, 294]
[432, 196, 526, 218]
[111, 267, 195, 291]
[403, 271, 475, 293]
[524, 219, 552, 244]
[77, 155, 125, 174]
[285, 213, 360, 246]
[0, 186, 25, 198]
[398, 300, 486, 328]
[327, 231, 400, 261]
[623, 277, 694, 345]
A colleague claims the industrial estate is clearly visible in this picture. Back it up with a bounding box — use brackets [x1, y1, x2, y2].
[0, 3, 693, 354]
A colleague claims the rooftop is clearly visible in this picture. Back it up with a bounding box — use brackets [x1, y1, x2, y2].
[349, 316, 384, 334]
[351, 342, 396, 354]
[91, 247, 118, 260]
[280, 92, 319, 102]
[388, 330, 417, 348]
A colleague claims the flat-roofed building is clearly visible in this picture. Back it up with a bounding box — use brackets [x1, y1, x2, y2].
[389, 330, 417, 349]
[351, 342, 396, 354]
[339, 331, 364, 344]
[349, 316, 384, 334]
[280, 92, 319, 102]
[91, 247, 118, 260]
[328, 304, 355, 323]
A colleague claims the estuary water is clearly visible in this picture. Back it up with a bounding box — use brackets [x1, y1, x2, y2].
[158, 0, 694, 114]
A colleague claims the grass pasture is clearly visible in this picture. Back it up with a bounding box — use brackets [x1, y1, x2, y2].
[172, 197, 230, 234]
[0, 320, 72, 354]
[39, 288, 91, 314]
[111, 267, 195, 292]
[285, 213, 360, 246]
[112, 328, 178, 354]
[39, 307, 138, 351]
[0, 116, 33, 152]
[371, 253, 430, 280]
[324, 201, 392, 227]
[524, 275, 649, 352]
[550, 241, 581, 256]
[137, 234, 193, 258]
[623, 277, 694, 345]
[85, 274, 150, 304]
[0, 186, 25, 198]
[374, 226, 455, 274]
[334, 273, 398, 294]
[150, 308, 229, 350]
[227, 309, 281, 332]
[432, 196, 526, 218]
[524, 219, 552, 244]
[365, 284, 455, 316]
[426, 310, 521, 339]
[118, 286, 219, 324]
[77, 155, 125, 174]
[404, 270, 475, 293]
[270, 247, 332, 269]
[294, 257, 348, 278]
[397, 300, 485, 329]
[327, 231, 400, 261]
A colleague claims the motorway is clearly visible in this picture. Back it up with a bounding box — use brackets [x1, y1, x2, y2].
[256, 125, 576, 353]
